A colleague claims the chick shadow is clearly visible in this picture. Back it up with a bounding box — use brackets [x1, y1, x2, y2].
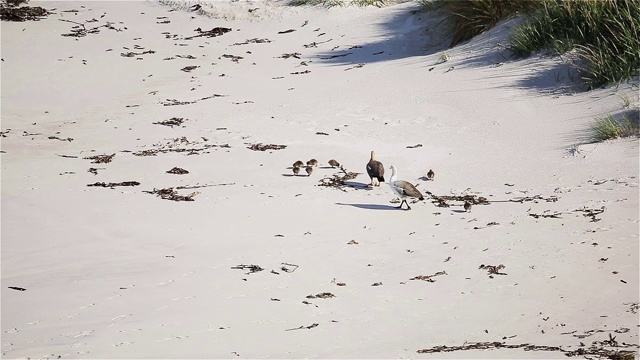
[282, 174, 310, 177]
[336, 202, 399, 211]
[451, 209, 468, 213]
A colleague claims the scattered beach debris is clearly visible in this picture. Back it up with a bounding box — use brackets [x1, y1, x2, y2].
[143, 187, 199, 201]
[417, 342, 563, 354]
[161, 94, 226, 106]
[1, 2, 50, 21]
[318, 167, 360, 191]
[221, 54, 243, 63]
[87, 181, 140, 188]
[180, 65, 199, 72]
[306, 292, 335, 299]
[316, 132, 329, 135]
[247, 143, 286, 151]
[60, 19, 122, 37]
[176, 183, 234, 190]
[166, 167, 189, 174]
[231, 264, 264, 274]
[479, 264, 507, 277]
[133, 137, 228, 156]
[406, 144, 422, 148]
[285, 323, 318, 331]
[48, 135, 73, 142]
[371, 282, 383, 286]
[290, 70, 310, 75]
[153, 117, 186, 127]
[409, 271, 447, 283]
[509, 194, 558, 203]
[575, 206, 605, 222]
[184, 27, 231, 40]
[280, 263, 299, 273]
[57, 154, 78, 158]
[344, 63, 364, 71]
[121, 50, 155, 57]
[423, 191, 488, 207]
[278, 52, 301, 59]
[231, 38, 271, 46]
[278, 29, 295, 34]
[347, 240, 358, 245]
[8, 286, 26, 291]
[84, 153, 115, 164]
[87, 167, 103, 175]
[528, 211, 562, 219]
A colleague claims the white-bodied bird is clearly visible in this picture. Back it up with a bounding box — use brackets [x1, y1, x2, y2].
[388, 165, 424, 210]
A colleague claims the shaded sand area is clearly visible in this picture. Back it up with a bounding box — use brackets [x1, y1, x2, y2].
[1, 1, 638, 358]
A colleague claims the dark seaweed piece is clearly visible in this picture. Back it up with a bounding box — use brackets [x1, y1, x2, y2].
[143, 187, 199, 201]
[184, 27, 231, 40]
[166, 167, 189, 174]
[409, 271, 447, 282]
[87, 181, 140, 188]
[84, 153, 115, 164]
[153, 117, 186, 127]
[231, 264, 264, 274]
[247, 143, 287, 151]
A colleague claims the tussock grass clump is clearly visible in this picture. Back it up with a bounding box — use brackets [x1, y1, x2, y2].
[590, 113, 639, 142]
[509, 0, 640, 88]
[288, 0, 387, 7]
[421, 0, 536, 47]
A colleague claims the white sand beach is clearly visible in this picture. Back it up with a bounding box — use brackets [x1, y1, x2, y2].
[1, 0, 638, 358]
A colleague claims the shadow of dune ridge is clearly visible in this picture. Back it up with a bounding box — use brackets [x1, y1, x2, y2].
[335, 202, 398, 210]
[312, 3, 452, 66]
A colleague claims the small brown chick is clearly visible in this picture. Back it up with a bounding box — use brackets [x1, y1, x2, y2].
[464, 201, 472, 212]
[293, 166, 300, 176]
[305, 166, 313, 176]
[328, 159, 340, 168]
[293, 160, 304, 168]
[427, 169, 435, 180]
[307, 159, 318, 167]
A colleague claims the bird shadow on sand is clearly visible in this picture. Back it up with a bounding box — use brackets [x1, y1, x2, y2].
[282, 174, 309, 177]
[451, 209, 468, 213]
[343, 181, 374, 190]
[418, 176, 433, 181]
[336, 202, 399, 211]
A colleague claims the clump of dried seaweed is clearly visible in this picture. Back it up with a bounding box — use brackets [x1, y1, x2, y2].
[143, 187, 199, 201]
[161, 94, 225, 106]
[479, 264, 507, 277]
[1, 1, 50, 21]
[166, 167, 189, 174]
[87, 181, 140, 188]
[132, 137, 229, 157]
[247, 143, 287, 151]
[153, 117, 186, 127]
[306, 292, 335, 299]
[183, 26, 231, 40]
[318, 167, 361, 191]
[422, 191, 489, 208]
[84, 153, 115, 164]
[409, 271, 447, 282]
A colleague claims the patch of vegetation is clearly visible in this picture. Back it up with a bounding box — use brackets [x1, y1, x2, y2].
[420, 0, 534, 47]
[423, 0, 639, 89]
[589, 113, 639, 143]
[509, 0, 640, 89]
[288, 0, 387, 7]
